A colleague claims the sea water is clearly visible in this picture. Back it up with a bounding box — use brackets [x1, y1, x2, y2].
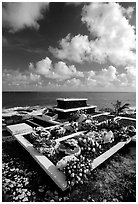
[2, 91, 136, 112]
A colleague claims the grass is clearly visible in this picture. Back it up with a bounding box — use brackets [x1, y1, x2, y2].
[118, 119, 136, 128]
[2, 111, 136, 201]
[92, 115, 114, 122]
[68, 142, 136, 202]
[2, 133, 136, 202]
[119, 113, 136, 119]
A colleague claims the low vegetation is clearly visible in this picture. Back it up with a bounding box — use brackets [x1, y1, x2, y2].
[2, 136, 136, 202]
[2, 104, 136, 202]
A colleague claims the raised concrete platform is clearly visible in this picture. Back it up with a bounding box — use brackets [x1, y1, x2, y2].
[13, 130, 131, 191]
[6, 123, 33, 136]
[91, 138, 131, 170]
[56, 98, 89, 110]
[14, 134, 67, 191]
[55, 105, 97, 113]
[33, 115, 61, 125]
[57, 98, 88, 101]
[114, 116, 136, 121]
[56, 131, 85, 142]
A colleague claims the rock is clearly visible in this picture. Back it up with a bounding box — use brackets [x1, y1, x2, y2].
[38, 188, 45, 193]
[19, 194, 24, 200]
[22, 189, 27, 192]
[14, 196, 19, 201]
[24, 181, 29, 186]
[119, 195, 123, 200]
[32, 196, 36, 201]
[87, 195, 91, 201]
[56, 155, 77, 170]
[103, 199, 107, 202]
[32, 191, 36, 196]
[58, 197, 62, 201]
[22, 197, 29, 202]
[112, 198, 119, 202]
[27, 191, 31, 196]
[54, 195, 59, 201]
[63, 196, 69, 201]
[77, 114, 87, 123]
[103, 130, 114, 143]
[71, 189, 79, 197]
[9, 184, 14, 188]
[54, 190, 58, 195]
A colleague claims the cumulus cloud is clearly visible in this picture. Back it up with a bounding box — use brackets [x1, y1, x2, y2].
[85, 65, 136, 89]
[29, 57, 84, 81]
[44, 65, 136, 91]
[117, 66, 136, 87]
[2, 69, 41, 86]
[49, 34, 91, 63]
[2, 65, 135, 91]
[50, 2, 136, 66]
[2, 2, 49, 32]
[82, 2, 136, 66]
[42, 65, 135, 90]
[63, 78, 82, 88]
[122, 6, 135, 19]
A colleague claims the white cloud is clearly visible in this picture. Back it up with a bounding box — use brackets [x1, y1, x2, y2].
[50, 2, 135, 67]
[29, 57, 52, 76]
[82, 2, 136, 66]
[2, 69, 41, 86]
[85, 65, 136, 89]
[49, 34, 91, 63]
[122, 6, 135, 19]
[85, 66, 117, 87]
[2, 64, 135, 91]
[2, 2, 49, 32]
[95, 66, 117, 82]
[64, 78, 82, 87]
[117, 66, 136, 87]
[45, 65, 136, 91]
[29, 57, 83, 81]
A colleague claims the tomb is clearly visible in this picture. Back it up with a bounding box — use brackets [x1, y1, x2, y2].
[6, 123, 33, 136]
[55, 98, 97, 119]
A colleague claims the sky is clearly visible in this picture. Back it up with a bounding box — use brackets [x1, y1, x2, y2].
[2, 2, 136, 92]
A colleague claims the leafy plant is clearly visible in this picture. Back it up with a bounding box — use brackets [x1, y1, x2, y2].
[112, 100, 130, 116]
[70, 110, 87, 122]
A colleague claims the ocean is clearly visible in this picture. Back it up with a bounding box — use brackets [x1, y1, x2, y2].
[2, 92, 136, 112]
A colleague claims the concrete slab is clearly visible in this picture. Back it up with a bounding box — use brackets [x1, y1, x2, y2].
[6, 123, 33, 136]
[14, 134, 67, 191]
[92, 139, 131, 170]
[114, 116, 136, 121]
[13, 131, 131, 191]
[56, 131, 85, 142]
[55, 105, 97, 113]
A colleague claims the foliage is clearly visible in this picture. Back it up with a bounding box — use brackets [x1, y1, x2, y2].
[70, 110, 87, 122]
[99, 107, 114, 113]
[112, 100, 130, 116]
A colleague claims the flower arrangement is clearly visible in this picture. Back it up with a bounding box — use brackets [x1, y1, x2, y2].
[23, 114, 135, 188]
